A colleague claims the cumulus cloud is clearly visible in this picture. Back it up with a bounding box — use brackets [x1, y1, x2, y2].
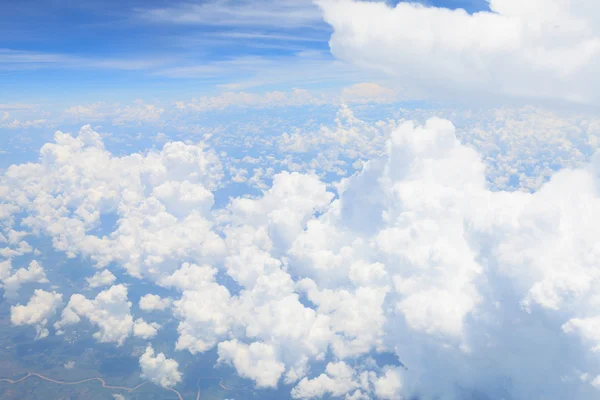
[318, 0, 600, 103]
[0, 230, 34, 259]
[9, 114, 600, 399]
[206, 116, 600, 397]
[167, 263, 233, 354]
[133, 318, 161, 339]
[86, 269, 117, 288]
[0, 125, 225, 280]
[11, 289, 62, 339]
[217, 340, 286, 388]
[1, 260, 48, 299]
[139, 294, 172, 311]
[292, 362, 403, 400]
[55, 284, 133, 346]
[139, 344, 182, 388]
[291, 361, 360, 398]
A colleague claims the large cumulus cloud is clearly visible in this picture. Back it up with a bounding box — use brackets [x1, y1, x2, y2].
[5, 120, 600, 399]
[317, 0, 600, 104]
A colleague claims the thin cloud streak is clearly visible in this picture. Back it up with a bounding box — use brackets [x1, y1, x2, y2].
[0, 48, 169, 71]
[136, 0, 327, 29]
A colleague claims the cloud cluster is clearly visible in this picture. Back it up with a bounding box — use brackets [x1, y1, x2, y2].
[86, 269, 116, 288]
[139, 294, 172, 311]
[175, 89, 330, 112]
[11, 289, 62, 339]
[139, 345, 182, 388]
[54, 284, 134, 345]
[6, 118, 600, 398]
[292, 362, 403, 400]
[63, 100, 164, 126]
[318, 0, 600, 103]
[133, 318, 161, 339]
[1, 125, 224, 280]
[1, 260, 48, 299]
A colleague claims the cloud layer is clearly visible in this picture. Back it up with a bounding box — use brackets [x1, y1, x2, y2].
[4, 118, 600, 398]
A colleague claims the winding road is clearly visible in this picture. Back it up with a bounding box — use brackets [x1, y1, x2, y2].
[196, 376, 230, 400]
[0, 371, 244, 399]
[0, 372, 184, 399]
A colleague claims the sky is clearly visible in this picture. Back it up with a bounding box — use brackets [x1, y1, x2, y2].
[1, 0, 490, 104]
[5, 1, 600, 400]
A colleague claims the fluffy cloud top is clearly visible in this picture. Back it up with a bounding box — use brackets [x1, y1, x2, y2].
[55, 284, 134, 346]
[218, 340, 286, 388]
[1, 260, 48, 299]
[7, 118, 600, 399]
[318, 0, 600, 103]
[139, 345, 182, 388]
[133, 318, 161, 339]
[0, 125, 225, 280]
[139, 294, 172, 311]
[11, 289, 62, 339]
[86, 269, 117, 288]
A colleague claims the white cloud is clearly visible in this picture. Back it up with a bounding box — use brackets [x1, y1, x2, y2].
[138, 0, 323, 28]
[63, 103, 105, 121]
[86, 270, 117, 288]
[55, 284, 133, 346]
[1, 118, 48, 129]
[1, 125, 225, 280]
[217, 340, 286, 388]
[139, 294, 172, 312]
[276, 104, 394, 161]
[279, 115, 600, 398]
[341, 83, 396, 103]
[112, 100, 164, 126]
[133, 318, 161, 339]
[0, 260, 10, 281]
[139, 344, 182, 388]
[0, 232, 34, 258]
[9, 110, 600, 399]
[63, 100, 164, 126]
[0, 49, 164, 72]
[175, 89, 328, 112]
[372, 367, 404, 400]
[291, 362, 364, 399]
[1, 260, 48, 299]
[318, 0, 600, 103]
[11, 289, 62, 339]
[167, 264, 233, 354]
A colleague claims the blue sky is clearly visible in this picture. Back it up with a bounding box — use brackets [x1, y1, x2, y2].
[0, 0, 490, 104]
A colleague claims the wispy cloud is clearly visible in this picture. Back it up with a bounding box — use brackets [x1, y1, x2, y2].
[153, 51, 365, 89]
[208, 31, 325, 42]
[0, 49, 168, 71]
[136, 0, 326, 29]
[0, 103, 37, 111]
